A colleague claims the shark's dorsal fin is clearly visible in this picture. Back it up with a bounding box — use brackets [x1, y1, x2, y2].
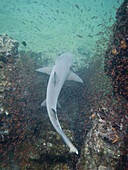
[36, 67, 52, 75]
[52, 71, 57, 86]
[67, 71, 83, 83]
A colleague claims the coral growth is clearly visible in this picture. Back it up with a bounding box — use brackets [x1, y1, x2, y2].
[104, 0, 128, 100]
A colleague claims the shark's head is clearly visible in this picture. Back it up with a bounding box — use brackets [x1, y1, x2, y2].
[55, 53, 73, 69]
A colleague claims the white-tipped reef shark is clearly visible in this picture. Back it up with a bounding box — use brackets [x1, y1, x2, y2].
[36, 53, 83, 154]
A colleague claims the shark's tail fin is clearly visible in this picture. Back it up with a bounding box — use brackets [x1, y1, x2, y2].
[69, 146, 78, 154]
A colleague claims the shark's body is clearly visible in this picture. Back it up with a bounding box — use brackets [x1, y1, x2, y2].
[36, 53, 83, 154]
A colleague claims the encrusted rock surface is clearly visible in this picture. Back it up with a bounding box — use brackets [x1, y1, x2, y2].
[15, 128, 76, 169]
[0, 33, 19, 102]
[28, 129, 76, 160]
[78, 1, 128, 169]
[0, 34, 78, 169]
[77, 107, 125, 170]
[0, 33, 19, 63]
[104, 0, 128, 100]
[0, 34, 19, 141]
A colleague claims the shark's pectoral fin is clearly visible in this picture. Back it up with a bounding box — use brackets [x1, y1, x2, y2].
[57, 102, 61, 108]
[67, 71, 83, 83]
[36, 67, 53, 75]
[41, 99, 61, 108]
[41, 100, 46, 107]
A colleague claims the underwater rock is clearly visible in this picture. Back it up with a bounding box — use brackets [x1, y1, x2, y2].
[0, 34, 19, 141]
[78, 107, 125, 170]
[0, 61, 4, 68]
[45, 130, 75, 157]
[104, 0, 128, 100]
[18, 129, 75, 169]
[0, 34, 19, 97]
[98, 165, 107, 170]
[103, 2, 128, 167]
[0, 34, 19, 63]
[28, 129, 76, 160]
[104, 2, 128, 168]
[52, 163, 71, 170]
[0, 105, 7, 138]
[0, 35, 76, 168]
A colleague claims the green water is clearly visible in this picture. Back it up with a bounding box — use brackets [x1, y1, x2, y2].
[0, 0, 123, 64]
[0, 1, 126, 169]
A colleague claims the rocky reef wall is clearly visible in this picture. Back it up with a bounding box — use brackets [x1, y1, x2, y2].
[0, 34, 19, 140]
[78, 0, 128, 169]
[104, 0, 128, 100]
[0, 34, 80, 169]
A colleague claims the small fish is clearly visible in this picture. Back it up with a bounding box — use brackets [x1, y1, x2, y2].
[75, 4, 79, 9]
[97, 23, 104, 27]
[105, 12, 107, 16]
[13, 3, 16, 8]
[55, 10, 59, 13]
[95, 32, 104, 36]
[77, 34, 83, 38]
[34, 26, 41, 31]
[27, 10, 30, 14]
[39, 16, 43, 19]
[17, 8, 21, 12]
[113, 6, 118, 10]
[109, 15, 112, 22]
[22, 21, 26, 25]
[39, 21, 43, 24]
[21, 41, 27, 46]
[91, 16, 98, 19]
[87, 34, 93, 38]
